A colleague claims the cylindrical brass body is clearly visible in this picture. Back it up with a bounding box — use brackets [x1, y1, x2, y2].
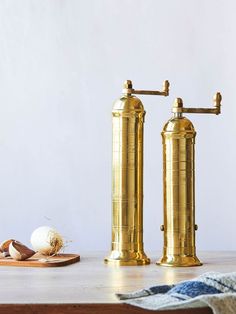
[104, 95, 150, 265]
[158, 115, 202, 267]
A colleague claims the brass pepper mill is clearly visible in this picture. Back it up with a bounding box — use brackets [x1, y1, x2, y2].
[158, 92, 222, 267]
[105, 80, 170, 265]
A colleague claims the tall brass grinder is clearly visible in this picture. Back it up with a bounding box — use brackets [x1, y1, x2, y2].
[105, 80, 169, 265]
[158, 93, 222, 267]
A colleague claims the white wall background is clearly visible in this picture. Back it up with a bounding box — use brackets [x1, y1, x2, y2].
[0, 0, 234, 253]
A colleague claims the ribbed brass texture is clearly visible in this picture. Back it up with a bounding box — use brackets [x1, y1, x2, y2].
[158, 94, 222, 267]
[104, 95, 148, 265]
[105, 80, 169, 266]
[158, 116, 202, 267]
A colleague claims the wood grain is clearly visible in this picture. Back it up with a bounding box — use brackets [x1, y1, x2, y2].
[0, 253, 80, 267]
[0, 252, 234, 313]
[0, 304, 213, 314]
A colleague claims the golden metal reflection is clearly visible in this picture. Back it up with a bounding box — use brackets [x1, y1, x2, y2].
[105, 80, 169, 266]
[158, 93, 222, 267]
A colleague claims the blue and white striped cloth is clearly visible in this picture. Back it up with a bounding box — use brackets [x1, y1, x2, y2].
[117, 272, 236, 313]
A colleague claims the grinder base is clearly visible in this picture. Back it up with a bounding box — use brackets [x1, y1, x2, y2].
[157, 255, 202, 267]
[104, 251, 150, 266]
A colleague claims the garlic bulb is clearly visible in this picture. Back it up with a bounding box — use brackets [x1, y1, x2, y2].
[30, 226, 64, 255]
[9, 241, 35, 261]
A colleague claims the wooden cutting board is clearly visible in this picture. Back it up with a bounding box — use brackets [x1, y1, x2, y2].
[0, 253, 80, 267]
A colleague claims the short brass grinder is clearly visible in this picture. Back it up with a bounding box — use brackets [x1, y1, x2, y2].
[158, 93, 222, 267]
[105, 80, 170, 265]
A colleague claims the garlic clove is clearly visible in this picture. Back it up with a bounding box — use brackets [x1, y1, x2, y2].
[0, 239, 15, 257]
[9, 241, 35, 261]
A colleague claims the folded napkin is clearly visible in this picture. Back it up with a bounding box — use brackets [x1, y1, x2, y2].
[117, 272, 236, 314]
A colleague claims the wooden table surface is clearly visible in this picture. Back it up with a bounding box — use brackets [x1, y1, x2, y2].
[0, 251, 235, 314]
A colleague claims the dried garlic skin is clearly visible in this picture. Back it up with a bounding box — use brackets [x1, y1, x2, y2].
[0, 239, 15, 256]
[9, 241, 35, 261]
